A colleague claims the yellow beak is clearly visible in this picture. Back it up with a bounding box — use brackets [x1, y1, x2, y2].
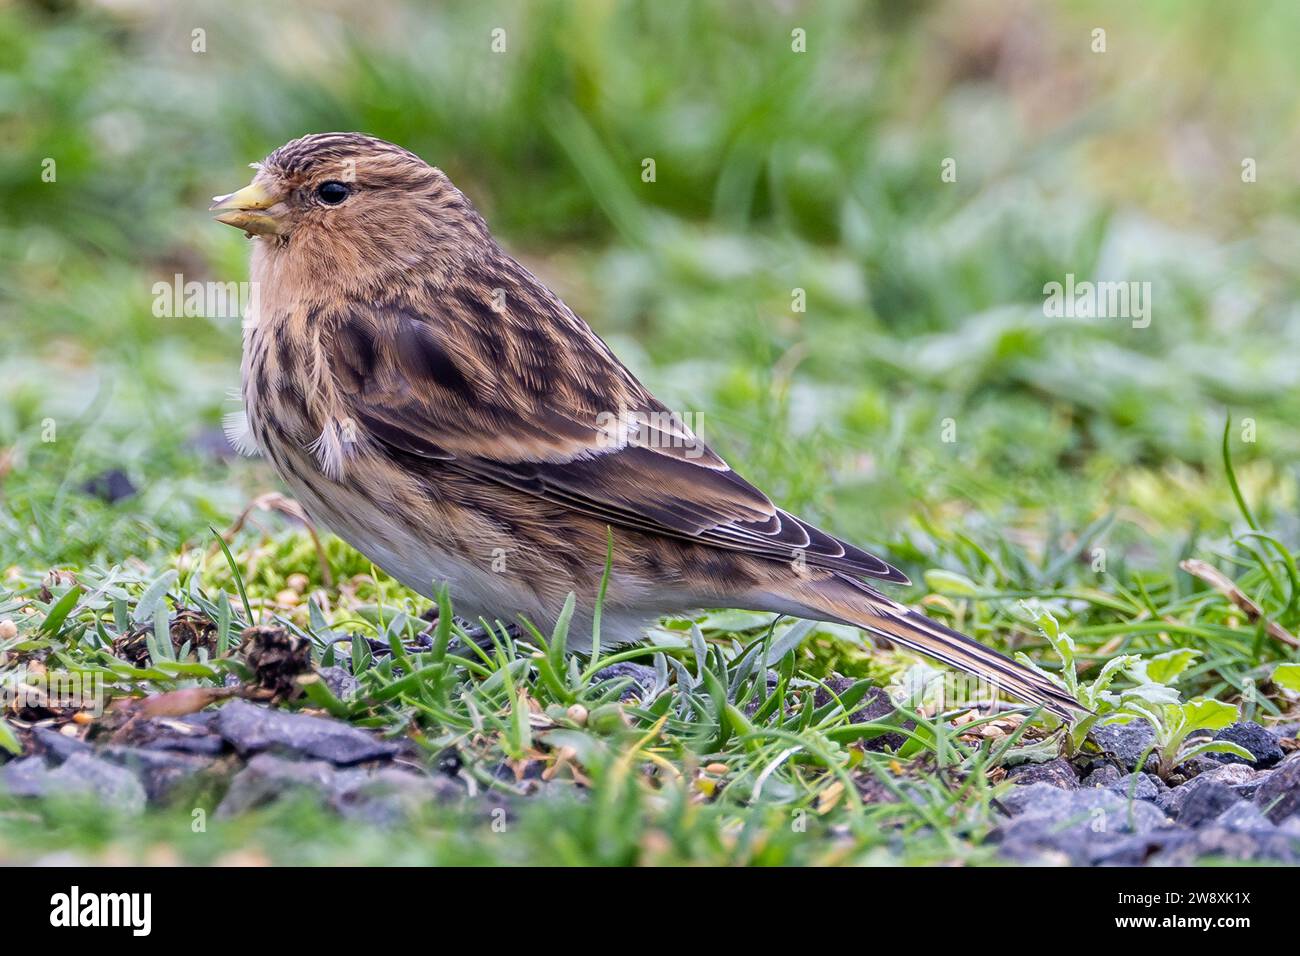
[210, 181, 285, 236]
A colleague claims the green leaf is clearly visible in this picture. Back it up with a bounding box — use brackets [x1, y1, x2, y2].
[133, 570, 178, 625]
[922, 569, 980, 597]
[1273, 663, 1300, 694]
[1142, 648, 1201, 685]
[39, 585, 83, 636]
[1179, 740, 1253, 765]
[0, 717, 21, 755]
[1179, 698, 1238, 733]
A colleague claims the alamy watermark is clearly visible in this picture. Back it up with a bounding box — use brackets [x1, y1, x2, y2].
[1043, 273, 1151, 328]
[2, 668, 105, 716]
[152, 274, 259, 321]
[595, 405, 706, 459]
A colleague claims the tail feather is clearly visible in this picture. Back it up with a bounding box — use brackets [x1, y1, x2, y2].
[772, 578, 1084, 720]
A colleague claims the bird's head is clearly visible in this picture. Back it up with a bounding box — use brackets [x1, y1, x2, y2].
[210, 133, 490, 282]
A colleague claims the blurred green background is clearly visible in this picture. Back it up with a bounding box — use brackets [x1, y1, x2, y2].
[1, 0, 1297, 580]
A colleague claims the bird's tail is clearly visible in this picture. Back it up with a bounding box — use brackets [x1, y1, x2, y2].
[768, 577, 1084, 720]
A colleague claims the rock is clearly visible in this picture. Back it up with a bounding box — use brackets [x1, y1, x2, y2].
[1216, 800, 1275, 833]
[1090, 830, 1196, 866]
[0, 753, 146, 815]
[995, 783, 1168, 864]
[816, 684, 909, 752]
[1081, 764, 1122, 788]
[592, 662, 658, 701]
[218, 753, 460, 822]
[318, 666, 359, 702]
[1212, 722, 1283, 768]
[1164, 762, 1262, 816]
[1174, 782, 1242, 826]
[100, 746, 218, 803]
[331, 766, 463, 826]
[1154, 825, 1300, 865]
[1090, 722, 1156, 771]
[214, 699, 397, 765]
[118, 715, 227, 756]
[1007, 758, 1078, 790]
[32, 725, 92, 763]
[80, 469, 137, 503]
[1105, 772, 1161, 803]
[216, 754, 337, 816]
[1254, 754, 1300, 823]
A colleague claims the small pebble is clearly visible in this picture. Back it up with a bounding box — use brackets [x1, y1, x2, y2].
[0, 619, 16, 640]
[286, 573, 310, 594]
[565, 704, 588, 726]
[705, 762, 729, 775]
[274, 589, 300, 607]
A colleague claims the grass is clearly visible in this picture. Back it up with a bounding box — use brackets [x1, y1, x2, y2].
[1, 0, 1298, 864]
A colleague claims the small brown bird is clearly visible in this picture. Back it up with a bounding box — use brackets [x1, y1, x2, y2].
[212, 133, 1080, 718]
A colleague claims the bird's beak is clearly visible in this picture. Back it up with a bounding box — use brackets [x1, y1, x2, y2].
[210, 181, 285, 236]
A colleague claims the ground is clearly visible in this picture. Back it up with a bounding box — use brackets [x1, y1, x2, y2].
[1, 0, 1299, 865]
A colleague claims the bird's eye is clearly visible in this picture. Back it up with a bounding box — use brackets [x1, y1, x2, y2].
[316, 181, 351, 205]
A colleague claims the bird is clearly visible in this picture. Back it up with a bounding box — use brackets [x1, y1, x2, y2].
[211, 132, 1081, 719]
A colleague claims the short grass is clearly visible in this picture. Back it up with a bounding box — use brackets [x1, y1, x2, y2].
[1, 0, 1298, 864]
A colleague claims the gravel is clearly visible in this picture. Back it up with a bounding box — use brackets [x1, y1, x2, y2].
[1212, 722, 1284, 768]
[214, 699, 399, 765]
[0, 753, 146, 815]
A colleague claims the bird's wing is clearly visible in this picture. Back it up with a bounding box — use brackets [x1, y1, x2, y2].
[325, 271, 907, 584]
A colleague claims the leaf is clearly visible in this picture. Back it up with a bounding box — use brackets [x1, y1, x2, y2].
[1178, 740, 1254, 765]
[1179, 698, 1238, 733]
[132, 570, 178, 625]
[922, 569, 980, 597]
[216, 591, 233, 656]
[0, 718, 21, 755]
[1120, 682, 1182, 707]
[765, 619, 817, 669]
[1273, 663, 1300, 694]
[39, 585, 83, 636]
[1142, 648, 1201, 685]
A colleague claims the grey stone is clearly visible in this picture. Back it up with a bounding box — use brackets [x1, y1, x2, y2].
[331, 766, 463, 826]
[1090, 829, 1196, 866]
[1165, 762, 1262, 816]
[1105, 772, 1161, 803]
[1212, 722, 1283, 768]
[217, 753, 460, 823]
[1176, 782, 1240, 827]
[0, 753, 146, 815]
[592, 662, 658, 700]
[214, 699, 397, 765]
[216, 754, 337, 816]
[120, 716, 226, 756]
[1153, 825, 1300, 865]
[1090, 722, 1156, 771]
[100, 746, 218, 803]
[318, 666, 360, 702]
[1082, 764, 1122, 788]
[1007, 758, 1079, 790]
[825, 685, 908, 752]
[32, 725, 92, 763]
[995, 783, 1169, 864]
[1254, 754, 1300, 823]
[1216, 800, 1275, 833]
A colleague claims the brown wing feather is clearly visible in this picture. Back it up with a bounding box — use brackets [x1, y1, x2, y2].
[324, 262, 908, 585]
